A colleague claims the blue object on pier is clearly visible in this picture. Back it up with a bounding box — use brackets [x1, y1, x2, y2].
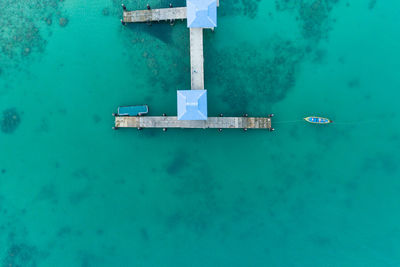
[177, 90, 208, 120]
[187, 0, 217, 28]
[118, 105, 149, 116]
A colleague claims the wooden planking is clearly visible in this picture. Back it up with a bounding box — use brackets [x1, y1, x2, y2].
[190, 28, 205, 90]
[123, 7, 187, 22]
[115, 116, 271, 129]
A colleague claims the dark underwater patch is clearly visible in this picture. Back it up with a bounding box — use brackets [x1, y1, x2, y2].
[230, 196, 253, 221]
[77, 251, 97, 267]
[163, 153, 222, 234]
[276, 0, 339, 42]
[57, 226, 72, 238]
[72, 168, 96, 181]
[69, 186, 91, 205]
[92, 114, 102, 124]
[289, 125, 300, 140]
[111, 0, 186, 12]
[2, 243, 40, 267]
[59, 17, 69, 27]
[362, 153, 398, 176]
[102, 7, 110, 16]
[44, 14, 53, 25]
[207, 39, 305, 109]
[309, 234, 333, 247]
[35, 183, 58, 204]
[140, 227, 149, 241]
[368, 0, 377, 10]
[165, 150, 189, 175]
[96, 229, 104, 236]
[123, 22, 174, 44]
[312, 49, 327, 63]
[1, 108, 21, 134]
[0, 0, 67, 73]
[37, 118, 50, 133]
[312, 124, 349, 150]
[347, 78, 360, 88]
[219, 0, 262, 19]
[298, 0, 335, 41]
[165, 195, 219, 234]
[173, 169, 219, 198]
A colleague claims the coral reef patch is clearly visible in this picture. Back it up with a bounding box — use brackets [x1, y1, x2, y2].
[206, 39, 305, 109]
[276, 0, 340, 42]
[2, 243, 40, 267]
[219, 0, 262, 19]
[0, 0, 67, 73]
[102, 7, 110, 16]
[59, 17, 69, 27]
[1, 108, 21, 134]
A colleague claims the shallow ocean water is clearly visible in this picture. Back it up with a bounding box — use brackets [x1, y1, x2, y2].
[1, 0, 400, 266]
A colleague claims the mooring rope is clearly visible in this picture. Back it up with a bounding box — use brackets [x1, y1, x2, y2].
[272, 119, 380, 125]
[272, 120, 304, 124]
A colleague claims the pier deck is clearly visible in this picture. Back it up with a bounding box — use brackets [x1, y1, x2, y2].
[123, 7, 187, 23]
[115, 116, 272, 129]
[190, 28, 205, 90]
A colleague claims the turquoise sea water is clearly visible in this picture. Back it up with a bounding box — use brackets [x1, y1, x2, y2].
[1, 0, 400, 266]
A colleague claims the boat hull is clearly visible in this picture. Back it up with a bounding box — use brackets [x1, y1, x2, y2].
[304, 116, 332, 124]
[118, 105, 149, 116]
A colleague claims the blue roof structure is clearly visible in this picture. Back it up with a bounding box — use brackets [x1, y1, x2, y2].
[177, 90, 208, 120]
[187, 0, 217, 28]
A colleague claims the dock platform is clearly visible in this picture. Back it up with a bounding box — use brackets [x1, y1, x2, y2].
[115, 116, 272, 130]
[123, 7, 187, 23]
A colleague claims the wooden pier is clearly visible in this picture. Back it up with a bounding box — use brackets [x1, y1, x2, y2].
[115, 116, 272, 130]
[123, 7, 187, 23]
[190, 28, 205, 90]
[117, 3, 274, 132]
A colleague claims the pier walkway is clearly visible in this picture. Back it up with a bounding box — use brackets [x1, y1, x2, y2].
[115, 116, 272, 130]
[190, 28, 204, 90]
[123, 7, 187, 23]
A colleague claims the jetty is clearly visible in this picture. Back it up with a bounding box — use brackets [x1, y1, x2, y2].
[122, 7, 187, 23]
[115, 116, 272, 130]
[116, 1, 274, 131]
[190, 28, 204, 90]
